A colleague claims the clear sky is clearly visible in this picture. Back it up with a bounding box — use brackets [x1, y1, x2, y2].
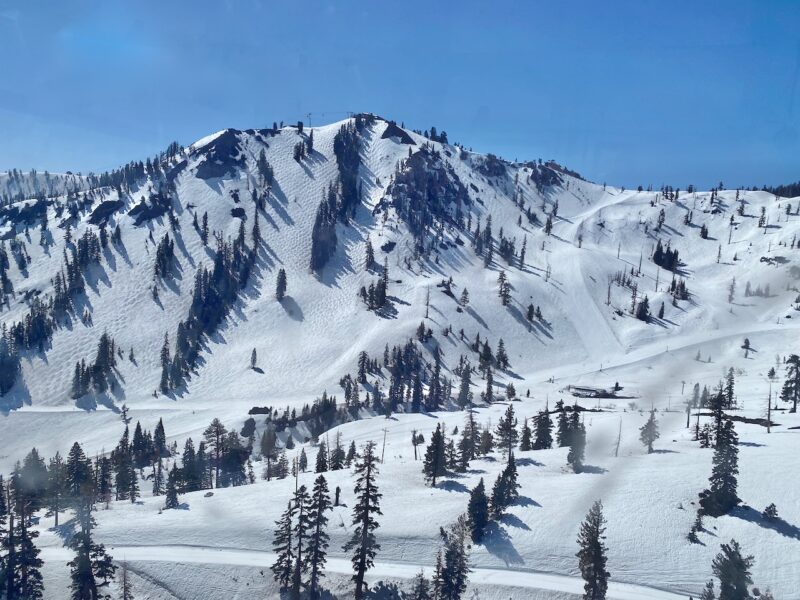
[1, 1, 798, 189]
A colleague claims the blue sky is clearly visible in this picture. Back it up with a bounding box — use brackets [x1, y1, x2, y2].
[1, 1, 798, 189]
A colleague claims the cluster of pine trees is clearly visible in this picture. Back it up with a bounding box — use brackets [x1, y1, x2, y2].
[0, 442, 118, 599]
[271, 440, 382, 600]
[70, 331, 119, 398]
[160, 221, 258, 391]
[652, 239, 681, 271]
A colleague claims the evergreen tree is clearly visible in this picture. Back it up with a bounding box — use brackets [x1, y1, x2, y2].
[164, 465, 179, 509]
[699, 419, 740, 517]
[467, 478, 489, 543]
[567, 412, 586, 473]
[46, 452, 67, 527]
[576, 500, 610, 600]
[519, 418, 533, 451]
[423, 424, 447, 486]
[711, 540, 753, 600]
[639, 410, 660, 453]
[533, 409, 554, 450]
[305, 475, 332, 598]
[781, 354, 800, 412]
[315, 441, 328, 473]
[557, 404, 571, 447]
[438, 516, 471, 600]
[271, 501, 296, 589]
[494, 404, 518, 459]
[700, 580, 715, 600]
[290, 485, 312, 600]
[153, 418, 168, 458]
[456, 364, 472, 408]
[343, 441, 382, 600]
[409, 570, 432, 600]
[276, 268, 287, 301]
[152, 459, 164, 496]
[490, 453, 520, 517]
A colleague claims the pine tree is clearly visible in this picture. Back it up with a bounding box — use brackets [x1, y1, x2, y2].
[164, 465, 180, 509]
[467, 478, 489, 543]
[276, 268, 287, 301]
[781, 354, 800, 412]
[271, 501, 296, 589]
[494, 404, 518, 458]
[423, 424, 447, 486]
[364, 238, 374, 270]
[699, 419, 740, 517]
[576, 500, 610, 600]
[456, 364, 472, 408]
[533, 409, 554, 450]
[439, 515, 471, 600]
[639, 410, 660, 453]
[315, 441, 328, 473]
[490, 452, 520, 517]
[483, 366, 494, 404]
[711, 540, 753, 600]
[299, 448, 308, 473]
[519, 418, 533, 451]
[152, 459, 164, 496]
[557, 404, 571, 447]
[567, 411, 586, 473]
[46, 452, 67, 527]
[343, 441, 382, 600]
[305, 475, 332, 598]
[290, 485, 312, 600]
[409, 570, 432, 600]
[699, 580, 715, 600]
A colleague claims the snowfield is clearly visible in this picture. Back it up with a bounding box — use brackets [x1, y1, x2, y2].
[1, 115, 798, 598]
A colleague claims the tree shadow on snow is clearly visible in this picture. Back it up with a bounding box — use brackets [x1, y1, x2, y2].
[500, 513, 531, 530]
[280, 296, 305, 321]
[579, 464, 608, 474]
[483, 521, 524, 566]
[516, 457, 543, 467]
[514, 495, 540, 508]
[731, 506, 800, 540]
[437, 480, 469, 494]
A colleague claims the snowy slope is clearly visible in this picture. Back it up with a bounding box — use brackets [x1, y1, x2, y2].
[0, 115, 799, 598]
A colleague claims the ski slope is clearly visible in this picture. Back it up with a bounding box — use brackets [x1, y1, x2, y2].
[1, 115, 799, 598]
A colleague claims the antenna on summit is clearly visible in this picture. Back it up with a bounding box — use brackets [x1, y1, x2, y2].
[306, 112, 312, 128]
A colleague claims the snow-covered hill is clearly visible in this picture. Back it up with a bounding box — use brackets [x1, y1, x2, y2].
[1, 115, 798, 598]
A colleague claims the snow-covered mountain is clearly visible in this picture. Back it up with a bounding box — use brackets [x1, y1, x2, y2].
[1, 115, 798, 598]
